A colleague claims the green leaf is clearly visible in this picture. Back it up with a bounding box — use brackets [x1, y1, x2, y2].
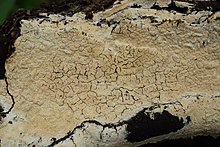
[0, 0, 16, 25]
[16, 0, 47, 9]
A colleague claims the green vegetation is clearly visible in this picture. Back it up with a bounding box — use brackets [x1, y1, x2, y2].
[0, 0, 47, 25]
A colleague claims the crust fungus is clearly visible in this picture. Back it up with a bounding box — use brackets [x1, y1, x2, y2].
[0, 0, 220, 146]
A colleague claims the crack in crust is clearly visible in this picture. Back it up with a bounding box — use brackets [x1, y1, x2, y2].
[0, 77, 15, 117]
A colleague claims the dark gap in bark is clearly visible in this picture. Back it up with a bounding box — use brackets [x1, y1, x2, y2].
[125, 109, 189, 142]
[0, 104, 6, 121]
[151, 1, 188, 14]
[151, 1, 220, 14]
[0, 34, 8, 79]
[130, 3, 142, 8]
[139, 136, 220, 147]
[193, 1, 220, 12]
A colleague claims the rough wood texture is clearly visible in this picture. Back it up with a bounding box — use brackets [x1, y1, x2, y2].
[0, 0, 220, 146]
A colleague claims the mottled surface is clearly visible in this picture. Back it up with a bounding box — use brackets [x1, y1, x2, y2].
[0, 0, 220, 146]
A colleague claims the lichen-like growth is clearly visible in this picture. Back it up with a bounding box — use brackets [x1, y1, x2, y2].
[0, 0, 220, 146]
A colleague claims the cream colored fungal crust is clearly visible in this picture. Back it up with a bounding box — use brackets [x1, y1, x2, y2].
[0, 0, 220, 146]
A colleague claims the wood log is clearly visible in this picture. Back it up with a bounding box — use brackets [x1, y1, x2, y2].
[0, 0, 220, 146]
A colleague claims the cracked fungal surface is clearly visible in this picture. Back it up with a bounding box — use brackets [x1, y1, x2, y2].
[0, 0, 220, 146]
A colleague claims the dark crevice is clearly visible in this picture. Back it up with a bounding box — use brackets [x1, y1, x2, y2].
[0, 34, 8, 79]
[125, 109, 189, 142]
[0, 76, 15, 118]
[0, 104, 6, 121]
[130, 3, 142, 8]
[151, 1, 220, 14]
[48, 106, 190, 146]
[41, 0, 117, 19]
[151, 1, 188, 14]
[193, 1, 220, 13]
[139, 136, 220, 147]
[48, 119, 123, 146]
[167, 1, 188, 13]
